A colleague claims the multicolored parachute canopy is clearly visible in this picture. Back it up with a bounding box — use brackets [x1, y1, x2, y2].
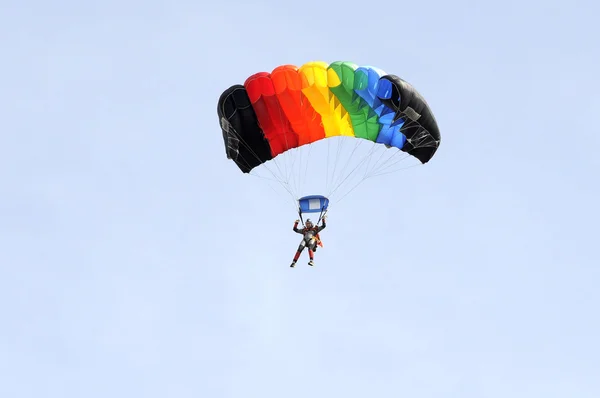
[217, 60, 440, 174]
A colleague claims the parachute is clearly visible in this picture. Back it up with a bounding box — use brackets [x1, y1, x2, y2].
[217, 60, 440, 216]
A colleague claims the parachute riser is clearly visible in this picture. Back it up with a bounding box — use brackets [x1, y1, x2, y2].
[317, 207, 327, 225]
[298, 207, 305, 227]
[298, 206, 328, 227]
[297, 194, 329, 227]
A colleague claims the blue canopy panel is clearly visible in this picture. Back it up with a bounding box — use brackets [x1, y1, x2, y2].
[298, 195, 329, 213]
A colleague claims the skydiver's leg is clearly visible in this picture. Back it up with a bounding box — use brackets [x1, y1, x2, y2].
[291, 240, 306, 267]
[308, 246, 314, 266]
[308, 238, 317, 252]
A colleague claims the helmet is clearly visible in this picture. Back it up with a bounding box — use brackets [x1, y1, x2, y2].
[305, 219, 313, 227]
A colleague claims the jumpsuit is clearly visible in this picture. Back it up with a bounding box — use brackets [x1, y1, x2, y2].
[291, 219, 326, 266]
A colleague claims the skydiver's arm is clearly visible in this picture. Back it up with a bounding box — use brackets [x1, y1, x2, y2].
[317, 219, 326, 232]
[293, 221, 304, 234]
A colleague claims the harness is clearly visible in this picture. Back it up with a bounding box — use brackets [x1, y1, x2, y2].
[303, 226, 323, 247]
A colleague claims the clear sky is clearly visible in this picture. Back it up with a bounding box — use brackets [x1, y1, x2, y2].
[1, 0, 599, 397]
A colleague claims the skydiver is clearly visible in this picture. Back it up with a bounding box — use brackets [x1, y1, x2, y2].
[290, 216, 326, 267]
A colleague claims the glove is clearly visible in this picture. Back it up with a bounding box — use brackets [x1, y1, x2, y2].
[294, 219, 299, 224]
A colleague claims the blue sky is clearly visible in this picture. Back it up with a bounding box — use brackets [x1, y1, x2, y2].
[1, 0, 599, 396]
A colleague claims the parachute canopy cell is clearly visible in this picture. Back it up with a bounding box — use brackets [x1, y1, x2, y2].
[298, 195, 329, 214]
[217, 61, 441, 174]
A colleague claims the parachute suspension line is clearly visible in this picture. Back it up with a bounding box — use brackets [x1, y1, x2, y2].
[327, 139, 352, 196]
[365, 120, 435, 178]
[366, 151, 411, 178]
[338, 142, 383, 195]
[263, 149, 290, 194]
[360, 142, 387, 178]
[273, 150, 291, 197]
[333, 176, 369, 205]
[329, 135, 346, 193]
[332, 148, 401, 206]
[364, 143, 388, 177]
[356, 142, 376, 182]
[370, 161, 420, 178]
[294, 147, 303, 199]
[230, 125, 299, 204]
[280, 105, 294, 187]
[316, 207, 327, 225]
[287, 148, 295, 199]
[363, 145, 382, 180]
[329, 138, 366, 194]
[247, 172, 284, 184]
[250, 170, 298, 212]
[334, 125, 437, 205]
[326, 139, 382, 203]
[232, 130, 280, 182]
[288, 147, 300, 192]
[362, 125, 409, 177]
[327, 142, 380, 201]
[253, 167, 297, 207]
[279, 149, 293, 198]
[297, 204, 327, 230]
[265, 100, 292, 197]
[285, 146, 298, 200]
[325, 135, 346, 197]
[356, 145, 389, 181]
[231, 118, 434, 213]
[294, 148, 304, 199]
[333, 150, 409, 206]
[290, 144, 301, 190]
[324, 137, 336, 195]
[328, 136, 348, 192]
[325, 138, 331, 193]
[247, 163, 297, 210]
[286, 131, 312, 199]
[297, 207, 305, 227]
[301, 145, 313, 197]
